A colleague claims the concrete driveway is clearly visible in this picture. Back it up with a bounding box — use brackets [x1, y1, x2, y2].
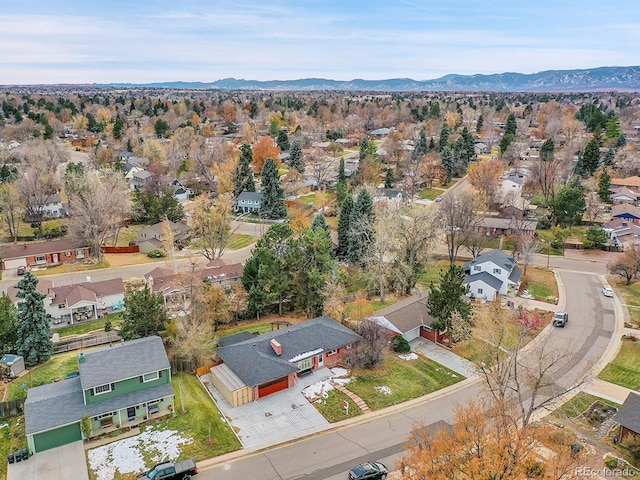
[410, 338, 477, 378]
[202, 368, 332, 450]
[8, 441, 89, 480]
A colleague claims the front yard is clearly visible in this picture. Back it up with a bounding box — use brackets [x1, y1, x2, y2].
[519, 266, 558, 303]
[613, 279, 640, 326]
[598, 338, 640, 390]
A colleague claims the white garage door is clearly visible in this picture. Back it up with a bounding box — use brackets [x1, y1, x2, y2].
[4, 258, 26, 270]
[403, 327, 421, 342]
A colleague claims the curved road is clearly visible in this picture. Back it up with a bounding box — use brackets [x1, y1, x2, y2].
[197, 268, 620, 480]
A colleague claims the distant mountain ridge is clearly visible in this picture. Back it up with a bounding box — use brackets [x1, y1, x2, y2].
[99, 66, 640, 92]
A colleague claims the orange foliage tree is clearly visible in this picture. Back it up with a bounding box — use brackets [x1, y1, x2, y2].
[252, 136, 281, 173]
[467, 159, 503, 206]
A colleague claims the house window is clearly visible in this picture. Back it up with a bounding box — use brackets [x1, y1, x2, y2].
[477, 288, 483, 294]
[297, 357, 313, 371]
[474, 266, 481, 272]
[36, 255, 46, 264]
[142, 372, 159, 383]
[76, 249, 85, 259]
[58, 303, 66, 309]
[94, 384, 112, 395]
[493, 268, 501, 274]
[94, 411, 116, 420]
[327, 349, 338, 356]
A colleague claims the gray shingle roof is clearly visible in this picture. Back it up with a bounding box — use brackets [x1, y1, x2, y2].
[374, 293, 436, 333]
[216, 316, 361, 387]
[508, 264, 523, 284]
[237, 191, 263, 202]
[217, 331, 256, 347]
[79, 336, 170, 390]
[462, 271, 504, 292]
[25, 378, 173, 435]
[613, 392, 640, 434]
[463, 249, 515, 272]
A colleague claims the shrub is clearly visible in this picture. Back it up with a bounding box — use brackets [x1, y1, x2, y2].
[104, 318, 112, 332]
[391, 335, 410, 353]
[147, 249, 165, 258]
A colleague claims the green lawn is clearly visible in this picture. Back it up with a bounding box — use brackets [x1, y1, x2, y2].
[520, 267, 559, 303]
[553, 392, 620, 420]
[54, 315, 123, 338]
[598, 339, 640, 390]
[345, 354, 463, 411]
[311, 389, 363, 423]
[615, 280, 640, 326]
[227, 233, 255, 250]
[418, 188, 443, 200]
[418, 259, 453, 288]
[8, 351, 80, 400]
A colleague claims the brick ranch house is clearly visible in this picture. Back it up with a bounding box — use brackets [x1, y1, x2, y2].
[210, 316, 361, 408]
[0, 239, 90, 271]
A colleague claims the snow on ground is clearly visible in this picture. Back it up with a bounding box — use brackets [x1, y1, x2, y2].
[302, 367, 352, 402]
[88, 429, 193, 480]
[375, 386, 392, 395]
[398, 352, 418, 361]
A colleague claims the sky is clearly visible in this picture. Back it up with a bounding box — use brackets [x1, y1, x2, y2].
[1, 0, 639, 85]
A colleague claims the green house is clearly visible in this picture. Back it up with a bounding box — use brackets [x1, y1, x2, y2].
[24, 336, 174, 454]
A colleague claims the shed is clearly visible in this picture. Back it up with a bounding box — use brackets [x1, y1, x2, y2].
[0, 354, 25, 377]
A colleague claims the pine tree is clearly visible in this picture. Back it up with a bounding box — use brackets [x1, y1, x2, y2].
[461, 127, 475, 161]
[337, 156, 346, 184]
[599, 168, 611, 203]
[441, 145, 454, 184]
[288, 141, 305, 173]
[384, 168, 394, 189]
[427, 265, 471, 331]
[505, 112, 517, 136]
[359, 138, 370, 161]
[412, 129, 427, 161]
[347, 189, 375, 267]
[311, 213, 330, 233]
[439, 123, 450, 151]
[603, 148, 615, 167]
[120, 284, 168, 341]
[582, 134, 602, 177]
[336, 195, 354, 259]
[428, 137, 436, 151]
[259, 158, 287, 219]
[276, 129, 290, 151]
[476, 114, 484, 133]
[233, 144, 256, 196]
[16, 273, 53, 366]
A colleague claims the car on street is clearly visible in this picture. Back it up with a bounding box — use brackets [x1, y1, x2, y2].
[348, 462, 388, 480]
[602, 286, 614, 297]
[435, 194, 443, 202]
[16, 266, 26, 275]
[138, 459, 198, 479]
[553, 311, 568, 327]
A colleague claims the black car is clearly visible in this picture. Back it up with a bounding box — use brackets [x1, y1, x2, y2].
[16, 265, 26, 275]
[348, 462, 387, 480]
[552, 312, 568, 327]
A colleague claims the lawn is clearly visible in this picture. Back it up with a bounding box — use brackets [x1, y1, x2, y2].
[553, 392, 620, 420]
[613, 280, 640, 326]
[598, 339, 640, 390]
[535, 230, 566, 256]
[227, 233, 255, 250]
[54, 315, 123, 338]
[418, 259, 454, 288]
[310, 389, 362, 423]
[0, 416, 27, 480]
[520, 267, 558, 303]
[33, 260, 111, 276]
[7, 351, 81, 400]
[112, 224, 144, 247]
[418, 188, 443, 200]
[344, 354, 463, 411]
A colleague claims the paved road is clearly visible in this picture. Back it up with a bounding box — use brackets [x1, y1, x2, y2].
[197, 269, 618, 479]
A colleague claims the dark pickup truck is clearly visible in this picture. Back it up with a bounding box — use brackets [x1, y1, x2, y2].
[138, 459, 198, 480]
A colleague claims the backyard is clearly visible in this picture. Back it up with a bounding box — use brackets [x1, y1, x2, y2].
[598, 338, 640, 390]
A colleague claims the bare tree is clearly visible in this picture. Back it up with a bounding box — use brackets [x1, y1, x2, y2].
[609, 243, 640, 285]
[66, 168, 130, 263]
[518, 234, 540, 276]
[190, 194, 236, 261]
[0, 183, 23, 243]
[436, 192, 482, 264]
[467, 159, 503, 207]
[354, 318, 388, 369]
[308, 148, 335, 189]
[464, 229, 490, 258]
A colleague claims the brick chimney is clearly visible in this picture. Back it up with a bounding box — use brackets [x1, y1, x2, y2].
[270, 339, 282, 356]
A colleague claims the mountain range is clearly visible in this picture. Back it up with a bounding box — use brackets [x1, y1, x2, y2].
[100, 66, 640, 92]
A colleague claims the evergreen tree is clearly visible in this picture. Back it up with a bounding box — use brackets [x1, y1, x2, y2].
[412, 129, 427, 161]
[384, 168, 394, 189]
[232, 144, 256, 196]
[288, 141, 305, 173]
[336, 195, 353, 259]
[552, 181, 586, 228]
[441, 145, 454, 184]
[347, 189, 375, 267]
[603, 148, 615, 167]
[337, 156, 346, 184]
[499, 133, 514, 154]
[598, 168, 611, 203]
[461, 127, 475, 161]
[505, 112, 517, 136]
[616, 132, 627, 148]
[131, 186, 185, 224]
[540, 138, 555, 162]
[452, 137, 470, 176]
[276, 129, 290, 151]
[311, 213, 330, 233]
[427, 265, 471, 332]
[0, 292, 18, 354]
[428, 137, 436, 151]
[259, 158, 287, 219]
[120, 284, 168, 341]
[582, 134, 602, 177]
[359, 138, 370, 161]
[16, 273, 53, 366]
[476, 114, 484, 133]
[113, 116, 125, 140]
[439, 123, 450, 151]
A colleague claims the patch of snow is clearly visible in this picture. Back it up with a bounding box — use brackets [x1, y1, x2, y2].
[0, 423, 8, 429]
[330, 367, 349, 377]
[398, 352, 418, 361]
[375, 386, 392, 395]
[288, 348, 324, 363]
[88, 429, 193, 480]
[303, 379, 334, 401]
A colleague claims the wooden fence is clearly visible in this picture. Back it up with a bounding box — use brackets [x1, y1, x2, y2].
[102, 245, 139, 254]
[53, 331, 122, 353]
[0, 399, 25, 419]
[194, 362, 221, 377]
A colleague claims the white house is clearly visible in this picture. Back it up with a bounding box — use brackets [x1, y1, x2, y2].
[462, 249, 522, 301]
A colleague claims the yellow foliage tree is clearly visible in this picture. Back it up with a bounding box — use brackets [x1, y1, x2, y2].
[252, 136, 281, 173]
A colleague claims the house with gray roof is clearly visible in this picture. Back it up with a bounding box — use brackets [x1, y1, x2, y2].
[210, 316, 361, 407]
[45, 278, 125, 325]
[24, 336, 174, 454]
[235, 191, 263, 213]
[613, 391, 640, 443]
[462, 249, 522, 301]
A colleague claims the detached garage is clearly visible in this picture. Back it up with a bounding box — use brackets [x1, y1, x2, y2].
[209, 363, 253, 408]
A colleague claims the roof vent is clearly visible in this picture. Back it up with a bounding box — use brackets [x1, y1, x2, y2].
[270, 339, 282, 356]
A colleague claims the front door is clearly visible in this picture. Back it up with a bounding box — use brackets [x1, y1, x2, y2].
[127, 406, 136, 421]
[53, 253, 59, 263]
[317, 353, 323, 367]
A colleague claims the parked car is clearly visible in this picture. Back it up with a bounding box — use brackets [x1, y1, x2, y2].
[138, 459, 197, 479]
[435, 194, 443, 202]
[602, 286, 614, 297]
[348, 462, 388, 480]
[16, 265, 26, 275]
[553, 312, 568, 327]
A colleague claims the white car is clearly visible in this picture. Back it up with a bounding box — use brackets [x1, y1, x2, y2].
[602, 286, 614, 297]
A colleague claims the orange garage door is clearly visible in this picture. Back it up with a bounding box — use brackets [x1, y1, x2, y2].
[258, 376, 289, 398]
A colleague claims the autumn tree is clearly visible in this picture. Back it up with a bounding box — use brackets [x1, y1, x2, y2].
[518, 234, 539, 276]
[0, 183, 23, 243]
[608, 243, 640, 284]
[354, 318, 387, 369]
[467, 159, 503, 206]
[190, 194, 234, 261]
[252, 136, 281, 173]
[436, 192, 481, 264]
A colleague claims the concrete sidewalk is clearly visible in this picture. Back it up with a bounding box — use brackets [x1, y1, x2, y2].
[583, 379, 637, 405]
[410, 338, 477, 378]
